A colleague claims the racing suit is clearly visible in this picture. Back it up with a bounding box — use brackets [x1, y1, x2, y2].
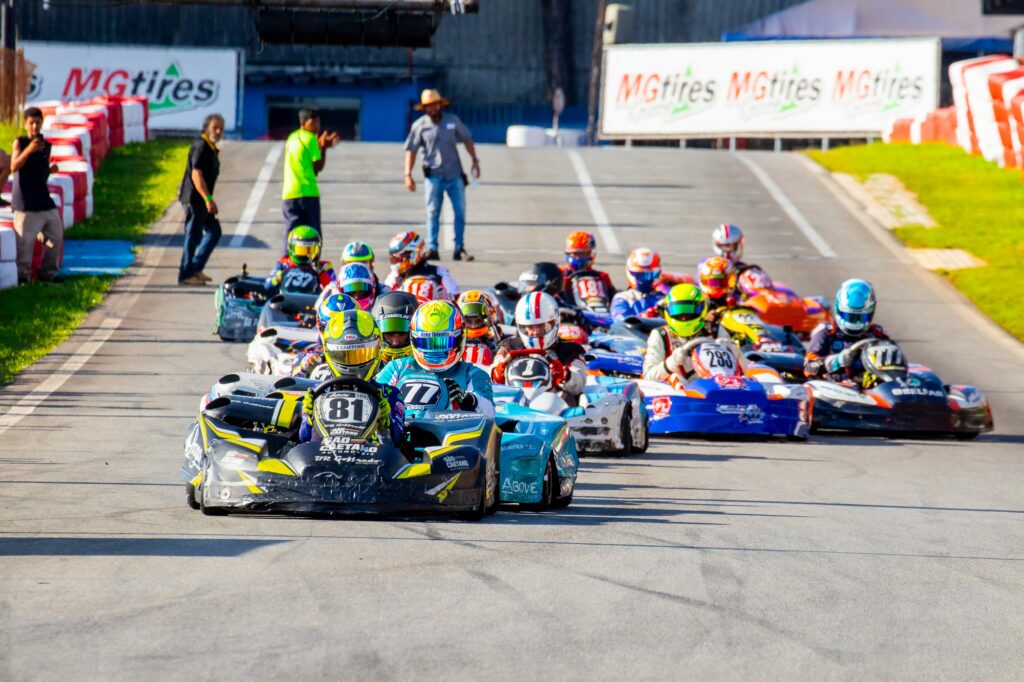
[492, 337, 588, 405]
[610, 289, 664, 321]
[298, 380, 405, 444]
[642, 327, 717, 385]
[385, 261, 459, 297]
[559, 264, 617, 299]
[376, 356, 495, 419]
[265, 257, 337, 295]
[803, 322, 890, 381]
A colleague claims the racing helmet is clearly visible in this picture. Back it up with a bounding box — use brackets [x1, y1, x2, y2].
[400, 275, 448, 305]
[410, 299, 465, 372]
[834, 278, 876, 335]
[564, 231, 597, 272]
[697, 256, 735, 300]
[457, 290, 498, 340]
[626, 247, 662, 294]
[558, 323, 589, 346]
[518, 262, 565, 297]
[663, 283, 707, 338]
[389, 231, 426, 276]
[371, 291, 418, 364]
[342, 241, 375, 267]
[322, 309, 382, 380]
[463, 343, 495, 367]
[287, 225, 321, 266]
[737, 267, 774, 298]
[515, 292, 560, 351]
[316, 293, 358, 333]
[338, 263, 378, 311]
[712, 223, 744, 264]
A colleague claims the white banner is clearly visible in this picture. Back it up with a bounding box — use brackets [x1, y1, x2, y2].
[600, 39, 940, 138]
[23, 42, 241, 131]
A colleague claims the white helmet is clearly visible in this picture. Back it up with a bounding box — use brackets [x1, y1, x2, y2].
[712, 223, 744, 264]
[514, 292, 560, 350]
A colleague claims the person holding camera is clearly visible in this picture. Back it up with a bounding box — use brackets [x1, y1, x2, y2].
[403, 89, 479, 262]
[10, 107, 62, 285]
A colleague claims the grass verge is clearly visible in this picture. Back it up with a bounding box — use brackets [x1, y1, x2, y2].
[0, 138, 189, 386]
[807, 142, 1024, 342]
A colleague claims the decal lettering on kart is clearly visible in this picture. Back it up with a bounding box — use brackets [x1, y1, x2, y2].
[281, 269, 317, 293]
[506, 357, 552, 389]
[574, 277, 607, 301]
[651, 395, 672, 419]
[716, 403, 764, 424]
[502, 478, 539, 495]
[320, 393, 370, 424]
[713, 374, 746, 389]
[699, 346, 738, 373]
[400, 379, 444, 408]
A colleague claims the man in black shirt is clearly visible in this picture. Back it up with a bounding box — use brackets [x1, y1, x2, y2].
[178, 113, 224, 286]
[10, 107, 62, 284]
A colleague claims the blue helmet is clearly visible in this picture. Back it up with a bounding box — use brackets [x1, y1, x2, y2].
[342, 241, 374, 265]
[316, 293, 358, 332]
[834, 278, 876, 335]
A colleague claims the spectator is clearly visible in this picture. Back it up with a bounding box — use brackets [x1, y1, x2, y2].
[177, 113, 225, 286]
[404, 89, 480, 262]
[282, 108, 339, 250]
[0, 150, 10, 208]
[10, 107, 62, 285]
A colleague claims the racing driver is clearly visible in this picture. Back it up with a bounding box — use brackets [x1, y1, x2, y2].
[643, 283, 721, 386]
[611, 247, 664, 321]
[371, 290, 419, 369]
[266, 225, 337, 295]
[384, 230, 459, 295]
[804, 278, 890, 382]
[560, 230, 616, 298]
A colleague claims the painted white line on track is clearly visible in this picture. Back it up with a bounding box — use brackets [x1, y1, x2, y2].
[734, 152, 837, 259]
[230, 143, 284, 248]
[567, 149, 622, 255]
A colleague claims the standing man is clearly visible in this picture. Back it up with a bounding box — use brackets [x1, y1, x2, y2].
[178, 113, 224, 286]
[403, 89, 480, 262]
[282, 108, 339, 250]
[0, 149, 10, 208]
[10, 107, 62, 285]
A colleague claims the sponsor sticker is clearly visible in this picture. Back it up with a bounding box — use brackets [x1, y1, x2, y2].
[651, 395, 672, 419]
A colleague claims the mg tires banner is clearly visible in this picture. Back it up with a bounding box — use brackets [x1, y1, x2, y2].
[600, 39, 940, 139]
[23, 42, 241, 131]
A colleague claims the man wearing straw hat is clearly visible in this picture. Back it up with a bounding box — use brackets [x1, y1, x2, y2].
[403, 88, 480, 262]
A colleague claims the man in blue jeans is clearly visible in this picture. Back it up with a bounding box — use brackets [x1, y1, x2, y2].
[177, 113, 224, 285]
[403, 89, 480, 262]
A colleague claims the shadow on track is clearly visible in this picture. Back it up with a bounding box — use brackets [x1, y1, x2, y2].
[0, 536, 285, 557]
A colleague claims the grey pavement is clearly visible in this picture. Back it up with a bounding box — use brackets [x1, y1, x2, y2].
[1, 143, 1022, 681]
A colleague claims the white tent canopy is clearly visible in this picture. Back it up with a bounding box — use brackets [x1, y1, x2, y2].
[726, 0, 1022, 49]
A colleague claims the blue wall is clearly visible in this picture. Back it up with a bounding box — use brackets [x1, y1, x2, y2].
[242, 81, 421, 141]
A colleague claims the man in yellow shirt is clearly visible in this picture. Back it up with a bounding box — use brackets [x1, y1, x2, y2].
[281, 108, 339, 252]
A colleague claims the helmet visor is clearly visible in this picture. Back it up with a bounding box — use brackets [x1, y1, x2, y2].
[377, 314, 411, 334]
[702, 276, 730, 292]
[667, 299, 705, 321]
[412, 331, 460, 353]
[837, 310, 872, 327]
[324, 341, 379, 367]
[520, 319, 556, 339]
[630, 270, 659, 289]
[343, 280, 374, 300]
[460, 302, 489, 323]
[716, 242, 740, 254]
[291, 241, 318, 259]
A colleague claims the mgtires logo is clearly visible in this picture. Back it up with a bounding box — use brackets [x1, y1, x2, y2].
[61, 63, 219, 114]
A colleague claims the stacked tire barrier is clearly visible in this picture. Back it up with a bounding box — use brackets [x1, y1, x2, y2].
[883, 55, 1024, 175]
[0, 96, 149, 289]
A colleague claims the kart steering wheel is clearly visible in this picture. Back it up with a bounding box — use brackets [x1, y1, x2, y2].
[310, 376, 377, 400]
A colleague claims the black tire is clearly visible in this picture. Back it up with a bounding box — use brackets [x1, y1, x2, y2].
[185, 482, 200, 510]
[632, 404, 649, 454]
[485, 434, 500, 516]
[615, 410, 633, 457]
[954, 431, 980, 441]
[523, 456, 557, 511]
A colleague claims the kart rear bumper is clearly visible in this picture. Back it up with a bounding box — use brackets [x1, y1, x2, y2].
[812, 401, 992, 436]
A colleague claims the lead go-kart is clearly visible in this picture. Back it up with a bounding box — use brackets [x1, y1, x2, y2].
[189, 372, 578, 511]
[805, 338, 993, 438]
[587, 337, 811, 439]
[497, 348, 649, 455]
[182, 377, 500, 518]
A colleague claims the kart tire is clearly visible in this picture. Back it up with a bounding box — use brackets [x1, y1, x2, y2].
[614, 410, 633, 457]
[633, 404, 649, 454]
[551, 491, 573, 509]
[185, 482, 200, 510]
[485, 433, 500, 516]
[523, 456, 557, 511]
[954, 431, 980, 441]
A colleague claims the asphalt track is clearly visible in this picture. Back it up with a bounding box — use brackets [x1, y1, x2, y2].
[2, 143, 1023, 680]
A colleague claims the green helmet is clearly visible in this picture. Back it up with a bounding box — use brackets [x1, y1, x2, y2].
[322, 309, 382, 380]
[287, 225, 321, 266]
[663, 283, 707, 337]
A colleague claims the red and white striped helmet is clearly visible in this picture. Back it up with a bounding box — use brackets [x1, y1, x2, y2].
[712, 223, 744, 264]
[514, 292, 560, 350]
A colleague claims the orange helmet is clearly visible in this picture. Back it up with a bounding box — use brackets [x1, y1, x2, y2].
[400, 275, 447, 304]
[457, 289, 498, 340]
[564, 231, 597, 271]
[697, 256, 735, 299]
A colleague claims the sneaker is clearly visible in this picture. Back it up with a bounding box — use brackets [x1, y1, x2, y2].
[179, 275, 206, 286]
[424, 250, 440, 261]
[195, 271, 212, 283]
[453, 249, 475, 262]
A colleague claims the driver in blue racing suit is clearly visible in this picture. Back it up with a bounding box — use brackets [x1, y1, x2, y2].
[611, 248, 664, 321]
[804, 278, 890, 382]
[298, 309, 404, 443]
[376, 299, 495, 418]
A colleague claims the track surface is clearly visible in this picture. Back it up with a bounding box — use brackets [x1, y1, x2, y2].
[2, 144, 1023, 680]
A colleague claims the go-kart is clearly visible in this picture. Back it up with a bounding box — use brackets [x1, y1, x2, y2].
[182, 377, 500, 517]
[741, 284, 828, 337]
[804, 338, 993, 438]
[255, 291, 319, 336]
[203, 372, 575, 509]
[593, 338, 810, 439]
[214, 271, 268, 342]
[566, 269, 613, 316]
[246, 325, 321, 376]
[500, 349, 648, 455]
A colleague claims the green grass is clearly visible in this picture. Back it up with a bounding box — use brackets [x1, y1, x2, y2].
[0, 120, 20, 155]
[807, 142, 1024, 342]
[0, 138, 189, 386]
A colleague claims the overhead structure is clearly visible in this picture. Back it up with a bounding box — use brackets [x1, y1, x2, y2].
[725, 0, 1022, 52]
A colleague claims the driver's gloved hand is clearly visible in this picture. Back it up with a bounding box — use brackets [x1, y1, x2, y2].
[665, 347, 688, 375]
[444, 378, 477, 411]
[301, 390, 315, 416]
[549, 359, 566, 388]
[825, 349, 854, 374]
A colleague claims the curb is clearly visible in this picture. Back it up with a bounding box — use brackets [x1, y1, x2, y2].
[795, 153, 1024, 362]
